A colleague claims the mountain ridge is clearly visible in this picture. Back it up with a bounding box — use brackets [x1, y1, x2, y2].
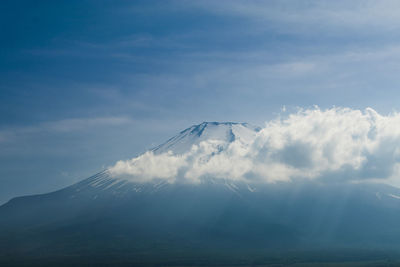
[152, 121, 260, 154]
[3, 121, 400, 265]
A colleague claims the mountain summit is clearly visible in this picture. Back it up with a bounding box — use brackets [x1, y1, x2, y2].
[2, 121, 400, 266]
[153, 121, 260, 154]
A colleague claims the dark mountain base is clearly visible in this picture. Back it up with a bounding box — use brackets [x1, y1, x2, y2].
[1, 247, 400, 266]
[3, 173, 400, 266]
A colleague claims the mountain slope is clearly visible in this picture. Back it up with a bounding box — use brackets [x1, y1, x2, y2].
[2, 122, 400, 265]
[152, 121, 260, 154]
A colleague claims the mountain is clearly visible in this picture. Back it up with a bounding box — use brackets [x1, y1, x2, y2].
[153, 121, 260, 154]
[2, 122, 400, 266]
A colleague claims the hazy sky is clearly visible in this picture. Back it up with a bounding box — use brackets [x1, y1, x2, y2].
[2, 0, 400, 203]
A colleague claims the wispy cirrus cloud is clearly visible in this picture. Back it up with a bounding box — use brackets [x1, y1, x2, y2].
[0, 116, 132, 143]
[184, 0, 400, 34]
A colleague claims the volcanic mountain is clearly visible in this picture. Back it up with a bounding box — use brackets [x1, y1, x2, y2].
[2, 122, 400, 266]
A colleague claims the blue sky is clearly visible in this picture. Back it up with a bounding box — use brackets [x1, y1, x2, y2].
[2, 0, 400, 203]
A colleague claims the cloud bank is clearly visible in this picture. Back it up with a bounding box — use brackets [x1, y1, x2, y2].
[109, 107, 400, 186]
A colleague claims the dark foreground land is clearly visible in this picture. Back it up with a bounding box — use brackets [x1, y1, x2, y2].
[2, 248, 400, 266]
[3, 174, 400, 266]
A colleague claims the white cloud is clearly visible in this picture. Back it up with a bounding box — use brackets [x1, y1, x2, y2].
[110, 151, 187, 183]
[109, 107, 400, 187]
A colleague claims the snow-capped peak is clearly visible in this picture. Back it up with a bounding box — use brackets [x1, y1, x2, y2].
[152, 122, 260, 154]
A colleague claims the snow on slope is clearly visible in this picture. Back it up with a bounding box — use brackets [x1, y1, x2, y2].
[106, 121, 262, 184]
[79, 122, 261, 194]
[152, 122, 260, 154]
